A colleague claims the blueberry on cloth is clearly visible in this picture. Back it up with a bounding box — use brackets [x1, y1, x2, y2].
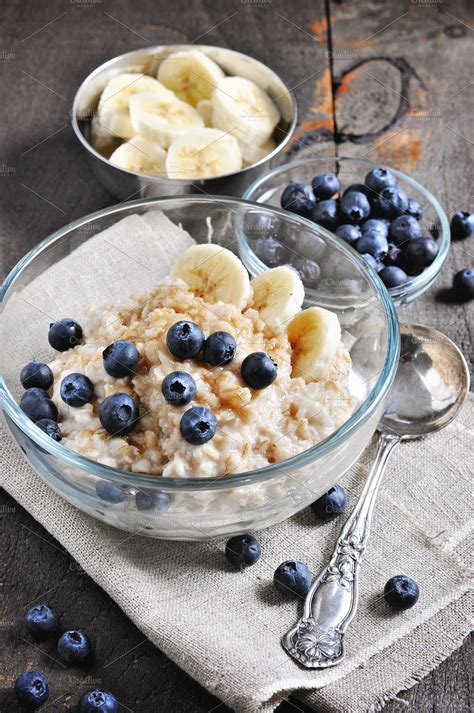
[25, 604, 59, 641]
[166, 320, 205, 360]
[384, 575, 420, 610]
[20, 360, 53, 390]
[14, 671, 49, 709]
[225, 534, 261, 570]
[274, 560, 312, 599]
[102, 340, 139, 378]
[311, 484, 347, 519]
[48, 318, 83, 351]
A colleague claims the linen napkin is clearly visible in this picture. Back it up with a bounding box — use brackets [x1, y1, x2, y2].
[1, 213, 472, 712]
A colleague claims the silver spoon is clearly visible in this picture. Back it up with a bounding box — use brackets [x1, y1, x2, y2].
[282, 323, 470, 669]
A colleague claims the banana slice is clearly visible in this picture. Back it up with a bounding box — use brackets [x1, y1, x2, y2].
[287, 306, 341, 381]
[166, 128, 242, 179]
[89, 117, 121, 157]
[158, 50, 225, 106]
[97, 73, 172, 140]
[241, 137, 277, 166]
[197, 99, 213, 126]
[171, 244, 251, 308]
[212, 77, 280, 146]
[129, 92, 204, 149]
[109, 136, 167, 176]
[251, 267, 304, 331]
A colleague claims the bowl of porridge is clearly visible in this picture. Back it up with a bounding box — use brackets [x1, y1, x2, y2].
[0, 196, 399, 540]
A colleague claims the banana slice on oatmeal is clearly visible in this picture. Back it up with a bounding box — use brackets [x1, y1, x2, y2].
[250, 266, 304, 331]
[288, 306, 341, 381]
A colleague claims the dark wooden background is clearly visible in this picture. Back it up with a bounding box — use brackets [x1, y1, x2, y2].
[0, 0, 472, 711]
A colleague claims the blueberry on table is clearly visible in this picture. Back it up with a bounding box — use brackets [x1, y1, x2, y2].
[135, 490, 170, 513]
[339, 190, 371, 224]
[311, 172, 340, 200]
[20, 392, 58, 423]
[99, 393, 139, 435]
[273, 560, 312, 599]
[406, 197, 423, 220]
[403, 236, 438, 274]
[356, 230, 389, 258]
[202, 331, 237, 366]
[335, 224, 361, 247]
[166, 320, 205, 360]
[102, 340, 139, 378]
[162, 371, 197, 406]
[375, 186, 408, 219]
[361, 218, 389, 238]
[78, 689, 119, 713]
[48, 318, 83, 351]
[384, 575, 419, 610]
[20, 360, 53, 391]
[180, 406, 217, 445]
[450, 211, 474, 241]
[57, 629, 91, 666]
[311, 484, 347, 519]
[25, 604, 59, 641]
[225, 534, 261, 570]
[280, 182, 316, 217]
[310, 199, 338, 230]
[14, 671, 49, 709]
[35, 418, 62, 442]
[452, 268, 474, 300]
[364, 166, 397, 194]
[379, 266, 409, 288]
[389, 215, 421, 246]
[241, 352, 278, 389]
[95, 480, 125, 503]
[60, 373, 94, 407]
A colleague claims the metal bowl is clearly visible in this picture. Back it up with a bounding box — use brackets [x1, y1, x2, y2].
[71, 45, 297, 200]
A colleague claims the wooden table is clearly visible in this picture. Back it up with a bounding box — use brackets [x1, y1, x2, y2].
[1, 0, 472, 710]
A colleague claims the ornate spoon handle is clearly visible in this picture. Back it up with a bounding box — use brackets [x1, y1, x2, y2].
[282, 432, 400, 668]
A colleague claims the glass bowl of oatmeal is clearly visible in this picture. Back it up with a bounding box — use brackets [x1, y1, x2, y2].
[0, 196, 398, 540]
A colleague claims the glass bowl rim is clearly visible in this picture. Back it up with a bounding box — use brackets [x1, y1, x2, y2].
[0, 195, 399, 491]
[242, 155, 450, 304]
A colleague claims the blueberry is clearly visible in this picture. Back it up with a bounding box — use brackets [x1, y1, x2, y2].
[57, 629, 91, 666]
[99, 393, 139, 435]
[292, 257, 321, 286]
[20, 361, 53, 391]
[241, 352, 278, 389]
[375, 186, 408, 219]
[339, 191, 371, 224]
[403, 237, 438, 274]
[310, 199, 338, 230]
[452, 268, 474, 300]
[361, 218, 389, 238]
[202, 331, 237, 366]
[135, 490, 170, 513]
[335, 224, 361, 246]
[273, 560, 312, 599]
[389, 215, 421, 246]
[361, 253, 378, 270]
[102, 340, 139, 378]
[36, 419, 62, 442]
[60, 373, 94, 407]
[253, 237, 288, 266]
[20, 392, 58, 423]
[356, 230, 388, 258]
[311, 172, 340, 200]
[342, 182, 370, 198]
[78, 689, 119, 713]
[166, 320, 205, 360]
[406, 197, 423, 220]
[14, 671, 49, 709]
[450, 211, 474, 241]
[364, 166, 397, 194]
[379, 266, 409, 288]
[95, 480, 125, 503]
[179, 406, 217, 445]
[311, 484, 347, 519]
[21, 387, 50, 402]
[25, 604, 59, 641]
[384, 575, 419, 610]
[48, 318, 83, 351]
[225, 534, 261, 570]
[385, 242, 402, 266]
[280, 182, 316, 217]
[162, 371, 196, 406]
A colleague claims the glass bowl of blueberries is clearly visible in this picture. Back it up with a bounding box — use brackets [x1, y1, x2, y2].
[242, 156, 450, 306]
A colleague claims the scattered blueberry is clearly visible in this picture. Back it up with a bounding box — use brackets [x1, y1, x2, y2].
[311, 199, 338, 230]
[180, 406, 217, 445]
[60, 373, 94, 407]
[135, 490, 170, 513]
[375, 186, 408, 219]
[21, 387, 49, 402]
[162, 371, 196, 406]
[241, 352, 278, 389]
[452, 268, 474, 300]
[57, 629, 91, 666]
[48, 319, 83, 351]
[365, 166, 397, 194]
[225, 534, 261, 570]
[403, 236, 438, 274]
[311, 484, 347, 519]
[384, 575, 420, 610]
[379, 266, 409, 288]
[95, 480, 125, 503]
[339, 191, 371, 224]
[25, 604, 59, 641]
[292, 256, 321, 286]
[273, 560, 312, 599]
[336, 224, 361, 246]
[36, 419, 62, 442]
[356, 230, 388, 258]
[253, 237, 288, 266]
[406, 197, 423, 220]
[202, 331, 237, 366]
[280, 182, 316, 216]
[385, 242, 402, 266]
[361, 218, 389, 238]
[20, 361, 53, 391]
[166, 320, 205, 360]
[99, 393, 139, 435]
[102, 340, 139, 378]
[20, 392, 58, 423]
[311, 172, 340, 200]
[450, 211, 474, 241]
[14, 671, 49, 709]
[389, 215, 421, 245]
[78, 690, 119, 713]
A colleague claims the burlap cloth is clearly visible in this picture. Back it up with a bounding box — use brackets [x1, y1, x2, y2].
[1, 214, 472, 712]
